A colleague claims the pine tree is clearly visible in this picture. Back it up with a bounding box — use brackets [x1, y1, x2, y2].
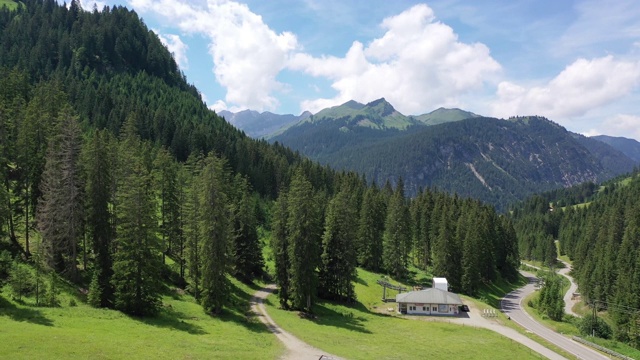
[18, 81, 67, 258]
[411, 190, 433, 270]
[382, 182, 410, 279]
[184, 162, 203, 300]
[272, 189, 290, 308]
[85, 130, 116, 308]
[199, 154, 231, 315]
[153, 148, 182, 264]
[230, 174, 263, 282]
[319, 188, 357, 302]
[356, 183, 385, 271]
[36, 107, 84, 281]
[111, 119, 163, 316]
[287, 169, 322, 312]
[460, 208, 480, 296]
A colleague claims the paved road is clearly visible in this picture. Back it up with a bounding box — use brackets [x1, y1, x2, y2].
[501, 272, 609, 360]
[557, 260, 581, 317]
[250, 284, 343, 360]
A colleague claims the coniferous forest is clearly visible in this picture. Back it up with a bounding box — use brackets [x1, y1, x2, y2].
[512, 171, 640, 348]
[0, 0, 521, 318]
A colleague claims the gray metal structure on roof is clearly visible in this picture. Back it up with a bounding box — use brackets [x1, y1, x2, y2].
[395, 288, 463, 305]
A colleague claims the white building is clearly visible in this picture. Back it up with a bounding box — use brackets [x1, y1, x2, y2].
[396, 288, 462, 316]
[432, 277, 449, 292]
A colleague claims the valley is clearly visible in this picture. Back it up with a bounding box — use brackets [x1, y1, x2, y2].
[1, 1, 640, 359]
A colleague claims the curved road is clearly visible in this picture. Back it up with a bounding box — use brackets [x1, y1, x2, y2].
[250, 284, 343, 360]
[557, 260, 581, 318]
[501, 272, 608, 360]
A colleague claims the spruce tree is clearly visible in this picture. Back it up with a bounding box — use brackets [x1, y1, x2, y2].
[153, 148, 182, 264]
[319, 188, 357, 302]
[199, 154, 231, 315]
[356, 183, 385, 271]
[230, 174, 263, 282]
[287, 169, 321, 312]
[272, 190, 291, 308]
[460, 208, 480, 296]
[183, 152, 205, 298]
[382, 182, 410, 279]
[36, 107, 84, 281]
[85, 130, 115, 308]
[111, 118, 163, 316]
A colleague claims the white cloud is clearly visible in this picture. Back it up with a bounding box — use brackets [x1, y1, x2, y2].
[155, 32, 189, 70]
[209, 99, 228, 112]
[491, 56, 640, 120]
[130, 0, 298, 112]
[599, 114, 640, 139]
[288, 4, 501, 114]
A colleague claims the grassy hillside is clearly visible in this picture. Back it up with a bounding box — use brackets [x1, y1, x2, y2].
[264, 268, 542, 360]
[0, 278, 283, 359]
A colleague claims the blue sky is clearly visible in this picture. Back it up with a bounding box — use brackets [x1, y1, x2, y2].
[79, 0, 640, 139]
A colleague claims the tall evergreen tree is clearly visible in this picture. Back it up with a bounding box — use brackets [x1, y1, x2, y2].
[85, 130, 116, 308]
[460, 208, 481, 296]
[153, 148, 182, 264]
[184, 153, 204, 300]
[272, 189, 291, 308]
[382, 181, 411, 279]
[356, 183, 385, 271]
[287, 169, 322, 312]
[111, 118, 163, 316]
[18, 81, 67, 257]
[36, 107, 84, 281]
[319, 188, 357, 302]
[230, 174, 263, 282]
[199, 154, 231, 314]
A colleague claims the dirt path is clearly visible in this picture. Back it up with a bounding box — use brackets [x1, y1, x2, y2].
[557, 259, 581, 317]
[250, 284, 343, 360]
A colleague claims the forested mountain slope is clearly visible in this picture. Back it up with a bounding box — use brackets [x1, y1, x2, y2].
[592, 135, 640, 163]
[0, 0, 520, 324]
[275, 114, 635, 211]
[511, 171, 640, 348]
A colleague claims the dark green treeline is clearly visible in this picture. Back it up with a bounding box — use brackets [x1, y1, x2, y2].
[512, 173, 640, 348]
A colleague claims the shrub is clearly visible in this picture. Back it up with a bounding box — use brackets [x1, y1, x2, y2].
[579, 314, 612, 339]
[8, 260, 34, 300]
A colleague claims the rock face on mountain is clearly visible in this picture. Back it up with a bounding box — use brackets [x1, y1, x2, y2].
[273, 113, 635, 211]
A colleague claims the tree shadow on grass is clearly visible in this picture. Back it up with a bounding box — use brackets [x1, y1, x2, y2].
[0, 295, 54, 326]
[302, 301, 374, 334]
[133, 306, 209, 335]
[217, 281, 273, 334]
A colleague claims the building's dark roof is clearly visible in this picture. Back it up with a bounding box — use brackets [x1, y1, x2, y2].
[396, 288, 462, 305]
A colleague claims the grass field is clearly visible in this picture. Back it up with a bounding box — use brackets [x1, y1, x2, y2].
[264, 268, 544, 360]
[0, 278, 284, 359]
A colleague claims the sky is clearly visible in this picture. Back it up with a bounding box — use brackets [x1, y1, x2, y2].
[76, 0, 640, 140]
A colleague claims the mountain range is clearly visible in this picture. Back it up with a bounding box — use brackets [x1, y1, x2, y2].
[226, 99, 639, 210]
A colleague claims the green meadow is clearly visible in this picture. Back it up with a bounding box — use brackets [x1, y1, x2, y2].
[0, 278, 283, 359]
[264, 268, 544, 360]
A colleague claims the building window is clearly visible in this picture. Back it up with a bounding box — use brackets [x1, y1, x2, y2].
[423, 306, 426, 311]
[433, 307, 437, 312]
